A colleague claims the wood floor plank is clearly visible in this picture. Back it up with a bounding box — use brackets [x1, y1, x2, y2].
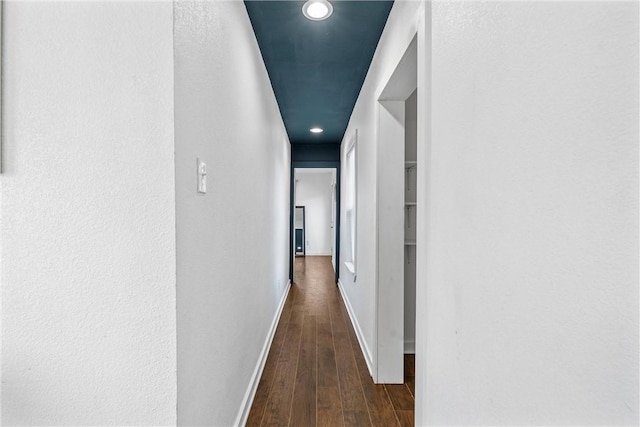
[260, 313, 291, 382]
[288, 286, 306, 326]
[330, 300, 371, 426]
[406, 376, 415, 398]
[352, 350, 399, 427]
[246, 378, 270, 427]
[260, 320, 303, 426]
[385, 384, 415, 411]
[290, 314, 317, 427]
[260, 360, 297, 426]
[317, 306, 344, 426]
[277, 320, 302, 362]
[246, 351, 283, 426]
[336, 292, 399, 427]
[396, 410, 415, 427]
[246, 286, 295, 427]
[317, 386, 345, 427]
[317, 317, 338, 388]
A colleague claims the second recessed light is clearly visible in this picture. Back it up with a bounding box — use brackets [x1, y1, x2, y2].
[310, 127, 323, 133]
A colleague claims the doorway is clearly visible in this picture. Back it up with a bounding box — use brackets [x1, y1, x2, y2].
[375, 36, 418, 383]
[291, 167, 339, 283]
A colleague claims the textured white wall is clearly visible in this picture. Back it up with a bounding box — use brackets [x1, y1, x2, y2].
[295, 171, 334, 256]
[0, 2, 177, 425]
[174, 1, 291, 425]
[420, 2, 638, 425]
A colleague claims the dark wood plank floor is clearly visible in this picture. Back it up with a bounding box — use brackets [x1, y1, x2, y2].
[247, 256, 415, 427]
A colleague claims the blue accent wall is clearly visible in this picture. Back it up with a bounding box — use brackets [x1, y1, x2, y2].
[292, 143, 340, 162]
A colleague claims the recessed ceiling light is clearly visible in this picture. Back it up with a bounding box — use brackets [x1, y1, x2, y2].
[310, 127, 323, 133]
[302, 0, 333, 21]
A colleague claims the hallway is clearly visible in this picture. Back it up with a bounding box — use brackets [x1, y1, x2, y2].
[247, 256, 415, 427]
[1, 1, 637, 425]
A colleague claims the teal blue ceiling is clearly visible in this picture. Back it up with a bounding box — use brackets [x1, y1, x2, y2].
[244, 1, 394, 145]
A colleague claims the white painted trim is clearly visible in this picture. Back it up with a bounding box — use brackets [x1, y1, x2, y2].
[404, 340, 415, 354]
[234, 280, 291, 427]
[414, 2, 430, 425]
[345, 132, 358, 273]
[337, 279, 374, 378]
[306, 252, 333, 256]
[344, 261, 356, 275]
[376, 98, 407, 384]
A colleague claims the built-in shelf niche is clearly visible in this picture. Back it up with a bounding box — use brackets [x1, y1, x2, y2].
[404, 203, 416, 244]
[405, 162, 417, 205]
[404, 162, 417, 245]
[403, 89, 417, 355]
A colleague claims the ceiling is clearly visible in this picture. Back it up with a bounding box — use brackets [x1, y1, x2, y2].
[244, 0, 394, 145]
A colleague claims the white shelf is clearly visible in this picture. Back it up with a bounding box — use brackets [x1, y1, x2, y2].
[405, 202, 416, 207]
[404, 240, 416, 246]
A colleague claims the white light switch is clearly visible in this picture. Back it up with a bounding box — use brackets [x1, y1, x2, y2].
[197, 158, 207, 194]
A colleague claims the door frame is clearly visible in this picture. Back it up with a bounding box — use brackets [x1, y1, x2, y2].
[289, 161, 341, 284]
[374, 34, 419, 383]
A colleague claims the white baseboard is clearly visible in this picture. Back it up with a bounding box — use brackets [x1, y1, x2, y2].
[337, 279, 375, 379]
[305, 252, 332, 256]
[404, 340, 415, 354]
[234, 280, 291, 427]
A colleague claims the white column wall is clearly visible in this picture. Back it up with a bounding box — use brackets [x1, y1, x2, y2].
[421, 2, 638, 425]
[1, 2, 177, 425]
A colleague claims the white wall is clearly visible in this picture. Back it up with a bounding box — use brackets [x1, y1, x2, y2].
[421, 2, 639, 425]
[174, 2, 291, 425]
[0, 2, 177, 425]
[295, 171, 334, 256]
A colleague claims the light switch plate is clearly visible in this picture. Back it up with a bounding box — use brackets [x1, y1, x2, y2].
[197, 158, 207, 194]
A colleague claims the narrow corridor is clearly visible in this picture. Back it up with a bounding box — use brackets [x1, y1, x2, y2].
[247, 256, 415, 427]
